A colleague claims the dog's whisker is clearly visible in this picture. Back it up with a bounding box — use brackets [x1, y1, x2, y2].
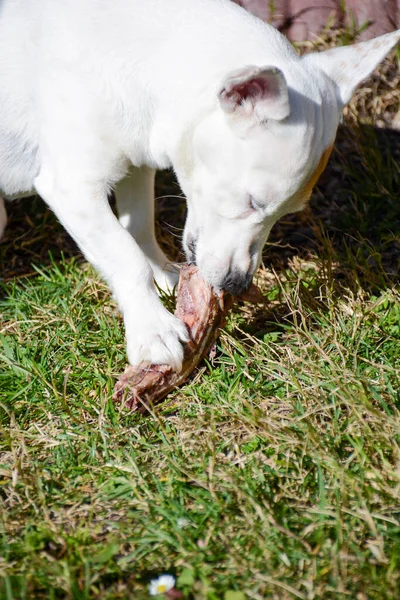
[155, 194, 186, 201]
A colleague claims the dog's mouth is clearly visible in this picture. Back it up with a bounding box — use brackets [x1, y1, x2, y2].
[184, 234, 197, 264]
[183, 233, 260, 296]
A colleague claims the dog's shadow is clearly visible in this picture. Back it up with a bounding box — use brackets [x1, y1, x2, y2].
[1, 125, 399, 334]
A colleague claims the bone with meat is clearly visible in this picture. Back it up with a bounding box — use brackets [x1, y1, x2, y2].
[113, 264, 261, 411]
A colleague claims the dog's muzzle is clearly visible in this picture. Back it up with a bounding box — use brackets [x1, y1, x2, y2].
[184, 234, 197, 264]
[220, 269, 253, 296]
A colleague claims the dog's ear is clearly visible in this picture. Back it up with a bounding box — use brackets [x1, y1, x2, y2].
[303, 30, 400, 107]
[219, 65, 290, 123]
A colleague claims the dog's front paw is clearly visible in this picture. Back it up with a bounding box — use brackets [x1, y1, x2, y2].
[125, 304, 189, 371]
[140, 243, 180, 293]
[152, 264, 180, 294]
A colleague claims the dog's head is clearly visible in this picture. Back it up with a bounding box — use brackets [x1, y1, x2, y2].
[176, 30, 400, 294]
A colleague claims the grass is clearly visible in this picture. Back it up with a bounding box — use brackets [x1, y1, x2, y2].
[1, 32, 400, 600]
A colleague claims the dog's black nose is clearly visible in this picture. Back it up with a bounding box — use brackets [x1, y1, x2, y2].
[220, 270, 252, 296]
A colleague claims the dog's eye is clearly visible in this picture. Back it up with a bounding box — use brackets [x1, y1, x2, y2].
[238, 195, 263, 219]
[249, 195, 263, 212]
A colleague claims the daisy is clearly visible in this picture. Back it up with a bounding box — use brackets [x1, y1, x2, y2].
[176, 517, 190, 529]
[149, 574, 176, 596]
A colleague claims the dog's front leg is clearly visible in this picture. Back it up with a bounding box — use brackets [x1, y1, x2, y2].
[115, 166, 179, 292]
[34, 169, 189, 369]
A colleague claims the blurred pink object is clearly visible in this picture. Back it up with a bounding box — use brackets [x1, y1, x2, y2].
[233, 0, 400, 41]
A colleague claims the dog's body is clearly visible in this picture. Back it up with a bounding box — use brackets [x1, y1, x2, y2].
[0, 0, 399, 368]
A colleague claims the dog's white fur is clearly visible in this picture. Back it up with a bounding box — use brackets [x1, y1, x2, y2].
[0, 0, 399, 369]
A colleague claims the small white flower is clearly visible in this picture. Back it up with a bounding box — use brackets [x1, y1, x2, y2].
[177, 517, 190, 529]
[149, 574, 176, 596]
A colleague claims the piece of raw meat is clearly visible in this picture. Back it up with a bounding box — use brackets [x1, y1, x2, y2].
[113, 264, 260, 411]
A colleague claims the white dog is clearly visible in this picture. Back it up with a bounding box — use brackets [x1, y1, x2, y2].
[0, 0, 399, 370]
